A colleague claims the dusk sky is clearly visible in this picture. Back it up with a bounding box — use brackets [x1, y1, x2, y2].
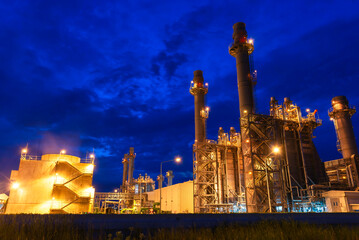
[0, 1, 358, 192]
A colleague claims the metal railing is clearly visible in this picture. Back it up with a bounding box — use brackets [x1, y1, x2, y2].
[20, 155, 41, 161]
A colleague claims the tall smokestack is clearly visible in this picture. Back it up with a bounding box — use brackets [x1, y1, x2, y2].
[230, 22, 256, 212]
[122, 154, 128, 187]
[190, 70, 208, 143]
[157, 175, 164, 189]
[166, 170, 174, 186]
[229, 22, 255, 116]
[127, 147, 136, 185]
[329, 96, 358, 159]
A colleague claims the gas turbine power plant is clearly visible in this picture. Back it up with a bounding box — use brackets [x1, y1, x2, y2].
[2, 22, 359, 214]
[191, 22, 359, 213]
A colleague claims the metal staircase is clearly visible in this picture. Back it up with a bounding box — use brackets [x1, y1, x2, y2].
[50, 159, 93, 213]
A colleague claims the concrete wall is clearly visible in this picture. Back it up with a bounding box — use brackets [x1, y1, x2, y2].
[147, 181, 193, 213]
[6, 159, 56, 214]
[323, 190, 359, 212]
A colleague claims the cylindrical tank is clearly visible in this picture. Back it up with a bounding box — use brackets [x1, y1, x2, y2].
[229, 22, 255, 116]
[122, 154, 128, 187]
[190, 70, 208, 143]
[329, 96, 358, 159]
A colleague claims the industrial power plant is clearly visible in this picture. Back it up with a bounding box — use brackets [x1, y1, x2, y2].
[1, 22, 359, 214]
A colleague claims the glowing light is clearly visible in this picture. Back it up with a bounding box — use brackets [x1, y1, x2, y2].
[89, 154, 95, 159]
[55, 175, 66, 184]
[21, 148, 27, 154]
[343, 176, 347, 179]
[246, 139, 250, 143]
[175, 157, 182, 163]
[11, 182, 20, 189]
[273, 146, 280, 154]
[60, 150, 66, 154]
[205, 107, 210, 111]
[248, 38, 254, 44]
[248, 171, 252, 175]
[85, 164, 94, 173]
[306, 108, 310, 112]
[244, 110, 248, 114]
[330, 118, 334, 121]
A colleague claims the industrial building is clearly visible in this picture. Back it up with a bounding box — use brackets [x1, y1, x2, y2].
[189, 22, 359, 213]
[93, 22, 359, 214]
[94, 147, 156, 213]
[2, 22, 359, 215]
[6, 150, 95, 214]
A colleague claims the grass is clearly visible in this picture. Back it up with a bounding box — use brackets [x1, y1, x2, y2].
[0, 215, 359, 240]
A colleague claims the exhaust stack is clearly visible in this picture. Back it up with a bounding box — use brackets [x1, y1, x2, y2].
[229, 22, 255, 116]
[127, 147, 136, 185]
[166, 170, 174, 186]
[122, 154, 128, 187]
[157, 175, 164, 189]
[329, 96, 358, 159]
[190, 70, 209, 143]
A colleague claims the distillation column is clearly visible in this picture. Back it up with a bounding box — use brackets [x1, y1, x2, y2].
[229, 22, 256, 212]
[329, 96, 359, 186]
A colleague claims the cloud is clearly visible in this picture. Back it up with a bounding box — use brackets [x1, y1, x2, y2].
[0, 0, 358, 191]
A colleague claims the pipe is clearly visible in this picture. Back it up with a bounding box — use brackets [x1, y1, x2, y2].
[190, 70, 208, 143]
[229, 22, 255, 116]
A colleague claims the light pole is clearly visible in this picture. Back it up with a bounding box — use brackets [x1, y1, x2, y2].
[265, 146, 281, 213]
[160, 156, 182, 213]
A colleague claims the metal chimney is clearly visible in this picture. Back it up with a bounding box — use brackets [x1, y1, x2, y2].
[190, 70, 208, 143]
[229, 22, 255, 116]
[157, 175, 164, 189]
[329, 96, 358, 159]
[127, 147, 136, 185]
[122, 154, 128, 187]
[166, 170, 174, 186]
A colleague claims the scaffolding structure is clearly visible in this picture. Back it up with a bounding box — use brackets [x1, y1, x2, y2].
[240, 113, 287, 212]
[193, 134, 244, 213]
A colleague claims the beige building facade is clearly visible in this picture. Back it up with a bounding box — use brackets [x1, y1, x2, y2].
[323, 190, 359, 212]
[6, 154, 95, 214]
[147, 181, 193, 213]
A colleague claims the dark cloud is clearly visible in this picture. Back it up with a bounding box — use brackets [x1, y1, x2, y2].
[0, 0, 358, 191]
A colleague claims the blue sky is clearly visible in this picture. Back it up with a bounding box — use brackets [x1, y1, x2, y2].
[0, 0, 358, 192]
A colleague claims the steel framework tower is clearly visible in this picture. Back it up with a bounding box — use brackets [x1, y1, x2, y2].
[190, 70, 213, 212]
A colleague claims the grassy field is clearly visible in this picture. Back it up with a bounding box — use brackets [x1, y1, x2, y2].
[1, 214, 359, 240]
